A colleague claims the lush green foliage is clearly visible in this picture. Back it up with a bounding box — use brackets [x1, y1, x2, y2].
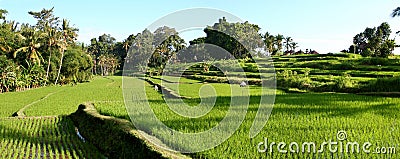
[0, 8, 93, 93]
[157, 53, 400, 93]
[349, 22, 395, 57]
[124, 27, 185, 73]
[2, 74, 399, 158]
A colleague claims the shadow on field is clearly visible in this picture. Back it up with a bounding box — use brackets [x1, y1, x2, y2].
[0, 117, 103, 158]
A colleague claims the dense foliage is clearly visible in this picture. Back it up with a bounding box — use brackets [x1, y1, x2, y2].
[346, 22, 396, 57]
[0, 8, 93, 93]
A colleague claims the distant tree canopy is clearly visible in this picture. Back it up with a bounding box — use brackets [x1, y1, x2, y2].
[86, 34, 123, 76]
[202, 17, 263, 59]
[350, 22, 395, 57]
[125, 27, 186, 73]
[178, 17, 299, 63]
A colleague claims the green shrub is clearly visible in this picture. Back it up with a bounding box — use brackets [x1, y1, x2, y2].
[277, 70, 314, 90]
[243, 63, 259, 72]
[361, 48, 374, 57]
[334, 74, 354, 90]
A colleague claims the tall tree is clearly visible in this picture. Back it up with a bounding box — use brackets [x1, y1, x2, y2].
[0, 9, 8, 21]
[204, 17, 262, 59]
[289, 42, 298, 52]
[263, 32, 276, 54]
[28, 7, 59, 30]
[28, 7, 60, 84]
[391, 7, 400, 17]
[275, 34, 284, 53]
[54, 19, 78, 85]
[149, 26, 185, 68]
[14, 29, 45, 66]
[352, 22, 394, 57]
[283, 36, 292, 52]
[126, 29, 154, 72]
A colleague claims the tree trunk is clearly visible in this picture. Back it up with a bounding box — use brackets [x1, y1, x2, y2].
[54, 48, 64, 85]
[100, 64, 104, 76]
[45, 47, 52, 85]
[93, 59, 97, 75]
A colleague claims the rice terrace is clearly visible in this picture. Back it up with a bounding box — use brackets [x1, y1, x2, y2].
[1, 1, 400, 159]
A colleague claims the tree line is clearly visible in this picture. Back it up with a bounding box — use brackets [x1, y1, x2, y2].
[2, 6, 399, 93]
[341, 5, 400, 57]
[0, 7, 126, 93]
[122, 17, 301, 75]
[343, 22, 396, 57]
[0, 8, 94, 93]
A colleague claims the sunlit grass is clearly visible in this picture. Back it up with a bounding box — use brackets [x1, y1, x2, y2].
[96, 77, 400, 158]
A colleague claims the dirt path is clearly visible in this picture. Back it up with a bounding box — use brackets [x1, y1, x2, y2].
[13, 90, 63, 117]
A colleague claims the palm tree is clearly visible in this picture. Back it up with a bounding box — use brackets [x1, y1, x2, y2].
[275, 34, 284, 52]
[54, 19, 78, 85]
[0, 21, 19, 54]
[0, 9, 7, 21]
[88, 38, 100, 74]
[391, 7, 400, 17]
[44, 27, 60, 85]
[290, 42, 299, 52]
[96, 54, 119, 76]
[122, 40, 130, 53]
[97, 54, 106, 76]
[14, 30, 45, 66]
[263, 32, 275, 54]
[283, 36, 293, 52]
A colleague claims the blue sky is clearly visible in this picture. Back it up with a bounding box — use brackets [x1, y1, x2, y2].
[1, 0, 400, 53]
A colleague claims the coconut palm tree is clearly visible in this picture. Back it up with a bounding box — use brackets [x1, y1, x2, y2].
[0, 9, 7, 21]
[275, 34, 284, 52]
[290, 42, 299, 52]
[54, 19, 78, 85]
[283, 36, 293, 52]
[14, 29, 45, 66]
[122, 40, 130, 53]
[44, 27, 60, 84]
[262, 32, 275, 54]
[391, 7, 400, 17]
[0, 21, 19, 54]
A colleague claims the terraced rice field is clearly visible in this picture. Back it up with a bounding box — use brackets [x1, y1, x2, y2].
[0, 116, 104, 159]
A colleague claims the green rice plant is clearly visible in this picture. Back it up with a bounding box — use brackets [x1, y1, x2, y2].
[95, 77, 399, 158]
[0, 117, 104, 158]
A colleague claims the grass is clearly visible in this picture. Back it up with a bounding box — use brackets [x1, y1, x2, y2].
[24, 76, 123, 116]
[0, 76, 123, 158]
[1, 54, 400, 158]
[0, 86, 61, 117]
[0, 76, 123, 117]
[96, 76, 400, 158]
[0, 116, 104, 158]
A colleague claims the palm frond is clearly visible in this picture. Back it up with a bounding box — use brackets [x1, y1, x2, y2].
[391, 7, 400, 17]
[14, 47, 28, 58]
